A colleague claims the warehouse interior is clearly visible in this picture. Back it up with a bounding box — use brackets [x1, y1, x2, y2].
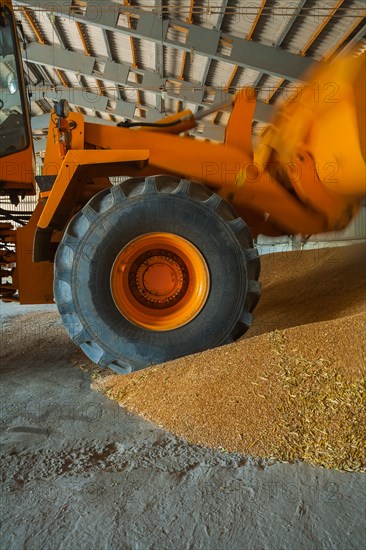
[1, 1, 366, 548]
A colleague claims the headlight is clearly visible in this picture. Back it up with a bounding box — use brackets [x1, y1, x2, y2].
[54, 99, 70, 118]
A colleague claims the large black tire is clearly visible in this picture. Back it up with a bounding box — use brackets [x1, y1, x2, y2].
[54, 176, 261, 373]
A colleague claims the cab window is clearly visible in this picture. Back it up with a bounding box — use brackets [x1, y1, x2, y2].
[0, 6, 30, 158]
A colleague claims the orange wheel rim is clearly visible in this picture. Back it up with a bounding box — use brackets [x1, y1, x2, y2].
[110, 232, 210, 331]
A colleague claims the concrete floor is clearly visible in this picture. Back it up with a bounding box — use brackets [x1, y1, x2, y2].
[1, 303, 365, 549]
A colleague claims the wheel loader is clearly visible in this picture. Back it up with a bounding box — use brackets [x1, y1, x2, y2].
[1, 0, 365, 373]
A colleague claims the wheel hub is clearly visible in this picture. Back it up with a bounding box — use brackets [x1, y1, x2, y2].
[137, 257, 183, 300]
[110, 232, 210, 331]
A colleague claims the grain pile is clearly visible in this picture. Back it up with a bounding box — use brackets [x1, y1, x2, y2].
[92, 244, 366, 471]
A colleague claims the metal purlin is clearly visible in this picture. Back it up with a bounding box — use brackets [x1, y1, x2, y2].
[175, 0, 195, 112]
[211, 0, 267, 125]
[123, 0, 143, 118]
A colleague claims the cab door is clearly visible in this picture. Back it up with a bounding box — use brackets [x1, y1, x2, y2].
[0, 0, 35, 194]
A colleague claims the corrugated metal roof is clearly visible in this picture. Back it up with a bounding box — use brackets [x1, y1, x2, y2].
[56, 17, 85, 52]
[183, 51, 208, 83]
[134, 37, 156, 70]
[108, 30, 134, 65]
[81, 24, 109, 59]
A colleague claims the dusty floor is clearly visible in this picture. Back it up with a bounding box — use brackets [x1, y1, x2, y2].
[1, 244, 366, 549]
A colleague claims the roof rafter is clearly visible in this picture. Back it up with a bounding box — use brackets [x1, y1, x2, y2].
[154, 0, 163, 113]
[212, 0, 268, 124]
[22, 42, 274, 123]
[123, 0, 143, 116]
[194, 0, 229, 116]
[102, 28, 122, 101]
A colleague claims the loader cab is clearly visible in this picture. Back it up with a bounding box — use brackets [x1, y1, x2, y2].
[0, 1, 34, 192]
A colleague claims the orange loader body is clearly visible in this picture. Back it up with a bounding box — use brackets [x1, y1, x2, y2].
[0, 0, 365, 371]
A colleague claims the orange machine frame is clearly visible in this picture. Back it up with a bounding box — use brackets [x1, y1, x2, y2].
[37, 51, 364, 243]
